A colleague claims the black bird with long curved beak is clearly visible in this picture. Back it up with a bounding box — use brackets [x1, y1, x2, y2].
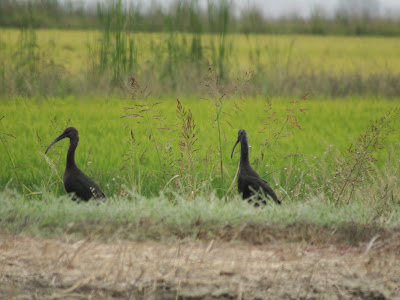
[231, 129, 281, 206]
[45, 127, 106, 202]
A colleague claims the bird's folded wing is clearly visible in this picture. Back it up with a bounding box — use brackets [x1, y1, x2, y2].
[71, 170, 106, 199]
[247, 175, 281, 204]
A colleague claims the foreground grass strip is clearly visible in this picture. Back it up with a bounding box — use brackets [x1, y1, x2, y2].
[1, 191, 399, 246]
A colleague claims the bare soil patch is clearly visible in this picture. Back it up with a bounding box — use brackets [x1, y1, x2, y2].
[1, 234, 399, 299]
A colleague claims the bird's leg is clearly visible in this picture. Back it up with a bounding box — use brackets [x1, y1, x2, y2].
[70, 193, 80, 203]
[247, 194, 263, 208]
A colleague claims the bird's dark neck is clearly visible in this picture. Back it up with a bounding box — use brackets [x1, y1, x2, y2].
[66, 137, 79, 169]
[240, 136, 250, 166]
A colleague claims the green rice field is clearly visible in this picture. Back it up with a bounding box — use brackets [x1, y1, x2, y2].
[1, 28, 400, 98]
[1, 95, 399, 201]
[2, 29, 400, 74]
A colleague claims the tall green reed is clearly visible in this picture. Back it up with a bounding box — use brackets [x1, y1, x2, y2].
[207, 0, 233, 79]
[91, 0, 137, 85]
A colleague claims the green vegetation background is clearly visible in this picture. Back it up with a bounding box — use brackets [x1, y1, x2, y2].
[1, 0, 399, 241]
[2, 0, 400, 36]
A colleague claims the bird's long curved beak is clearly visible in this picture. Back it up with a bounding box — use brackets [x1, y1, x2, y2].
[231, 138, 240, 159]
[45, 133, 66, 154]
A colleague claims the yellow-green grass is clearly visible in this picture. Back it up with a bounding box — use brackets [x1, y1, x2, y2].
[2, 29, 400, 75]
[1, 190, 399, 244]
[1, 96, 398, 199]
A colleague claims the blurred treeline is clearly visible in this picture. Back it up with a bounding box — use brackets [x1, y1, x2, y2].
[1, 0, 400, 36]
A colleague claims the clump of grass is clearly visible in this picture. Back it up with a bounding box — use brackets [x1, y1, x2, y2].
[202, 67, 255, 186]
[332, 107, 400, 205]
[175, 99, 200, 198]
[259, 93, 309, 158]
[292, 107, 400, 212]
[0, 116, 19, 189]
[245, 93, 310, 202]
[121, 76, 173, 195]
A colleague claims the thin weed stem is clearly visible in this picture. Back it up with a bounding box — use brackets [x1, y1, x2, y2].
[0, 116, 21, 188]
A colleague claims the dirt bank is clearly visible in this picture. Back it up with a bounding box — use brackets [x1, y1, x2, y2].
[1, 234, 399, 299]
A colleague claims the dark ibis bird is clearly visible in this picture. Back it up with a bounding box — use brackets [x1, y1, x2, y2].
[231, 129, 281, 206]
[45, 127, 106, 202]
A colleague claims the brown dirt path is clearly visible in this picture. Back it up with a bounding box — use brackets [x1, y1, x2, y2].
[0, 234, 399, 299]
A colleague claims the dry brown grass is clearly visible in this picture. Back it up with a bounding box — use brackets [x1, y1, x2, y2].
[1, 234, 399, 299]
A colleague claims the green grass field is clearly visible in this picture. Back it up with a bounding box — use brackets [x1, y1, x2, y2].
[1, 96, 399, 201]
[1, 29, 399, 246]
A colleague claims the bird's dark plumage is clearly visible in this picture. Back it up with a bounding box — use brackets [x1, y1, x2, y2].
[45, 127, 106, 202]
[231, 129, 281, 206]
